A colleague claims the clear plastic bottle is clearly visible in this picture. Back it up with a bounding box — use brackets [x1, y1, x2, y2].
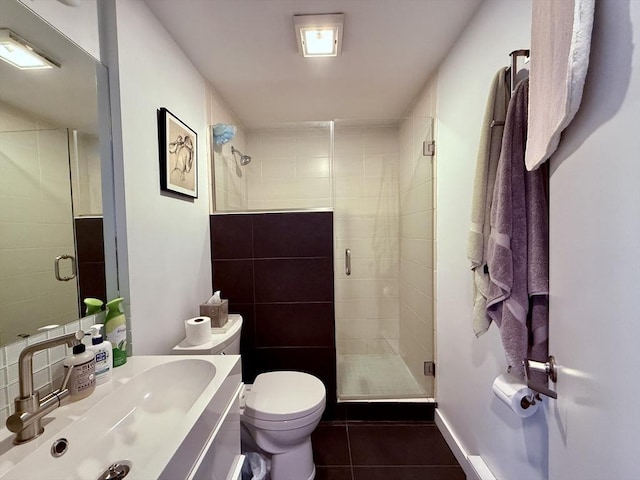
[63, 343, 96, 400]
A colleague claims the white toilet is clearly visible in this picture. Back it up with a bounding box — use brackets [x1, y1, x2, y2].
[173, 314, 326, 480]
[241, 371, 326, 480]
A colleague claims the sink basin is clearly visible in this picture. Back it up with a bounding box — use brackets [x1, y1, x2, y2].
[0, 355, 241, 479]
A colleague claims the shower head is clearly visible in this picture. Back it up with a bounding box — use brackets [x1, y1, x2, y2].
[231, 146, 252, 166]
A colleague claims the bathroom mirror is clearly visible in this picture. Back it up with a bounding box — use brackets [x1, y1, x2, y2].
[0, 0, 116, 347]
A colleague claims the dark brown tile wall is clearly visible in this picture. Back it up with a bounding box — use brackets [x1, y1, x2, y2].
[74, 217, 106, 307]
[210, 212, 336, 418]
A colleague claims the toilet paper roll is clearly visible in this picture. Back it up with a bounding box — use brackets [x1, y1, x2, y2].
[492, 373, 539, 418]
[185, 316, 211, 346]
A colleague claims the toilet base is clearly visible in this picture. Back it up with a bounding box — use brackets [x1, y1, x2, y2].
[270, 437, 315, 480]
[241, 424, 316, 480]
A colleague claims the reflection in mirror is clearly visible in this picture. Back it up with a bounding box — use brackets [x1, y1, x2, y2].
[0, 0, 112, 347]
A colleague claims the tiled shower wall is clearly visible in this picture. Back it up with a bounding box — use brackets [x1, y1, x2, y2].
[333, 125, 401, 355]
[70, 131, 102, 216]
[207, 82, 248, 211]
[398, 74, 437, 395]
[244, 125, 331, 210]
[210, 211, 337, 417]
[0, 101, 78, 345]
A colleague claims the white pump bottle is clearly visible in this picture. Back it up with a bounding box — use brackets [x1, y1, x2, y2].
[87, 324, 113, 385]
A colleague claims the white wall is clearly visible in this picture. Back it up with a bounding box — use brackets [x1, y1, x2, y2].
[102, 0, 211, 355]
[19, 0, 100, 62]
[435, 1, 546, 479]
[547, 0, 640, 478]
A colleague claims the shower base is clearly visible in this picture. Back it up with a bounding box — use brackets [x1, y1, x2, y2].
[337, 353, 428, 400]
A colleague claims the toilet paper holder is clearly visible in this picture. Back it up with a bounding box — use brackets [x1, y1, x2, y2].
[523, 356, 558, 399]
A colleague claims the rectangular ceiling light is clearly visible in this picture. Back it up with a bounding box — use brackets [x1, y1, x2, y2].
[294, 13, 344, 58]
[0, 29, 60, 70]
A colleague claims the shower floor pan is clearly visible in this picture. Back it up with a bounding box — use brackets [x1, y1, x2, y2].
[338, 353, 428, 401]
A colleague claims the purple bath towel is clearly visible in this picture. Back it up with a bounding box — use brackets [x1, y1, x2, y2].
[486, 79, 549, 379]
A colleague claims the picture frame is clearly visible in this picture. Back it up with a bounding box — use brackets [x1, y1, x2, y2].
[158, 107, 198, 198]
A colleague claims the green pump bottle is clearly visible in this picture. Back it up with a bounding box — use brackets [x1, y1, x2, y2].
[105, 297, 127, 367]
[83, 298, 104, 316]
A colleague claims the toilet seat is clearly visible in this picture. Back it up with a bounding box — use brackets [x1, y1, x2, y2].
[242, 402, 325, 432]
[242, 371, 326, 423]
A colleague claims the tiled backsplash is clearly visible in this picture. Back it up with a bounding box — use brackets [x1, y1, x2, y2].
[0, 313, 104, 425]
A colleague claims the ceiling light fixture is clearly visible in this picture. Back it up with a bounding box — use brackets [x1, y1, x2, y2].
[294, 13, 344, 58]
[0, 29, 60, 70]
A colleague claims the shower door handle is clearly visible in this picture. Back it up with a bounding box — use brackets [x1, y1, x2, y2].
[54, 254, 77, 282]
[345, 248, 351, 276]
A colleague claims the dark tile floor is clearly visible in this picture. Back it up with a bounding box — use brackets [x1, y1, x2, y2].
[311, 422, 465, 480]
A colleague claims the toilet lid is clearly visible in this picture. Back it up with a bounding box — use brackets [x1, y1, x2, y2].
[244, 371, 326, 421]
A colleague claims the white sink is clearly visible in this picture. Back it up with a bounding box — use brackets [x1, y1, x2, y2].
[0, 355, 242, 480]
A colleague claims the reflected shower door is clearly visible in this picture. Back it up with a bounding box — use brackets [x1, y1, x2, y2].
[0, 127, 78, 344]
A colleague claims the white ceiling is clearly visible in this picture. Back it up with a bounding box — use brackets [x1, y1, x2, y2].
[145, 0, 483, 128]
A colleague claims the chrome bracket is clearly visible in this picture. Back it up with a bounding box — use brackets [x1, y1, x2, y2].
[523, 356, 558, 399]
[424, 361, 435, 376]
[423, 140, 435, 157]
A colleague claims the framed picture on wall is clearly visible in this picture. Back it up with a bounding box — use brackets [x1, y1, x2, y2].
[158, 107, 198, 198]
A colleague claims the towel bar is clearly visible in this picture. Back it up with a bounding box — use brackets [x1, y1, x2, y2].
[509, 49, 530, 94]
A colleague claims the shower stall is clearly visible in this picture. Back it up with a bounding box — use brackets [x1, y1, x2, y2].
[211, 116, 435, 402]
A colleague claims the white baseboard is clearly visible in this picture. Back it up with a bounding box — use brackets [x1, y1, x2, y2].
[435, 409, 497, 480]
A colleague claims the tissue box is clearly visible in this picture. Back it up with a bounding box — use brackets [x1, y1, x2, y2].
[199, 299, 229, 328]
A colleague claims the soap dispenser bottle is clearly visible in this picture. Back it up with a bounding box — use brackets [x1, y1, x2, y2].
[83, 298, 104, 316]
[105, 297, 127, 367]
[87, 324, 112, 385]
[63, 343, 96, 401]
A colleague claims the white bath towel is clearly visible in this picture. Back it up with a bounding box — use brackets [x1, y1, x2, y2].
[468, 68, 510, 337]
[525, 0, 595, 171]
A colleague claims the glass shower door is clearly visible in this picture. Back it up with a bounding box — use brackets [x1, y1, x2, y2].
[333, 119, 434, 400]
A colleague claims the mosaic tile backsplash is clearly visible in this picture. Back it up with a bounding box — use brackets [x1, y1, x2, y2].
[0, 312, 105, 426]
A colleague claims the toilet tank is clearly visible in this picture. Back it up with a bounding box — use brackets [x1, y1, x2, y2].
[172, 314, 242, 355]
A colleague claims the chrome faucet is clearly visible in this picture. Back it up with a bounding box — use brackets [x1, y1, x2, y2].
[5, 330, 84, 444]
